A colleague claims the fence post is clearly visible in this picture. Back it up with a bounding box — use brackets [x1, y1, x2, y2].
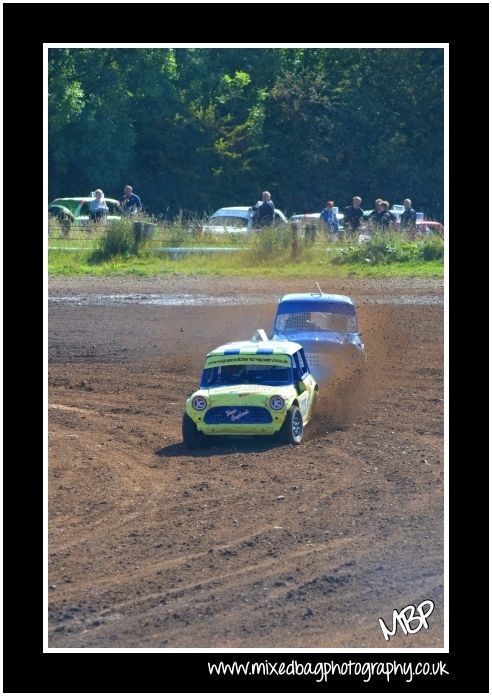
[133, 221, 143, 249]
[291, 222, 299, 259]
[143, 222, 155, 240]
[305, 223, 316, 244]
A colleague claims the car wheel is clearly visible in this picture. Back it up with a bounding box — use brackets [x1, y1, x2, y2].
[182, 413, 205, 449]
[280, 405, 303, 445]
[50, 207, 74, 236]
[60, 217, 72, 236]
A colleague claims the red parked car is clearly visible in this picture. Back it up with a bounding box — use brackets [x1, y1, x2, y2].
[415, 220, 444, 237]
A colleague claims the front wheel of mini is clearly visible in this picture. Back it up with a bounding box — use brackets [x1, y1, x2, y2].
[182, 413, 205, 449]
[280, 406, 304, 445]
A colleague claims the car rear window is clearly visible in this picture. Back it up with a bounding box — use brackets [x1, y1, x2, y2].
[275, 311, 357, 332]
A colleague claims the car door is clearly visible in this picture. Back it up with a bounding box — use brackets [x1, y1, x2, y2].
[293, 350, 317, 423]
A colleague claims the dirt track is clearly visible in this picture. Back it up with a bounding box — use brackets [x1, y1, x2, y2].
[48, 275, 444, 648]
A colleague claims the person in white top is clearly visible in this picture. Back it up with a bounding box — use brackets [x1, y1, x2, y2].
[89, 189, 108, 222]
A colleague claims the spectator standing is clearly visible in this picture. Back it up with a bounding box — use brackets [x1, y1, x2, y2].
[343, 196, 364, 236]
[387, 204, 397, 224]
[250, 191, 275, 227]
[89, 189, 108, 223]
[373, 201, 394, 229]
[368, 198, 383, 227]
[320, 200, 340, 237]
[119, 185, 142, 215]
[400, 198, 417, 236]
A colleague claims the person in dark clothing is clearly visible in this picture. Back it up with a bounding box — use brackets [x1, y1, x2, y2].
[250, 191, 275, 227]
[368, 198, 383, 227]
[343, 196, 364, 236]
[119, 185, 142, 215]
[400, 198, 417, 236]
[372, 201, 394, 229]
[387, 207, 397, 224]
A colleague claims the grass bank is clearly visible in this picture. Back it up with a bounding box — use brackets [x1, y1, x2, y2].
[48, 222, 443, 278]
[48, 248, 443, 278]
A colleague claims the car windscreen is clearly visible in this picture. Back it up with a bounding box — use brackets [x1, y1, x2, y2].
[79, 201, 120, 216]
[275, 310, 357, 332]
[201, 363, 293, 388]
[52, 199, 79, 214]
[208, 216, 248, 228]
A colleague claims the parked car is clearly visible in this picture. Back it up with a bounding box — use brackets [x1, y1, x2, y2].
[48, 196, 121, 229]
[358, 219, 444, 242]
[290, 208, 344, 224]
[202, 206, 288, 235]
[415, 220, 444, 237]
[289, 211, 345, 240]
[389, 204, 405, 219]
[182, 334, 318, 447]
[270, 292, 365, 384]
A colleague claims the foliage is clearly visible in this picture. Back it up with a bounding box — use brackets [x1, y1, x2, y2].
[331, 232, 444, 265]
[49, 48, 443, 219]
[49, 246, 444, 278]
[420, 236, 444, 260]
[90, 218, 138, 261]
[248, 224, 293, 260]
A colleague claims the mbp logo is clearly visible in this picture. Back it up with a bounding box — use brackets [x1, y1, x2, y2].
[379, 600, 434, 641]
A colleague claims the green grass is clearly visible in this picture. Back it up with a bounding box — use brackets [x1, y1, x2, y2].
[48, 223, 443, 278]
[48, 246, 443, 278]
[331, 232, 443, 264]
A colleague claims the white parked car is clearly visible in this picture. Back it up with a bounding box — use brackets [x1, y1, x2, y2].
[289, 211, 345, 237]
[202, 206, 288, 235]
[389, 204, 405, 219]
[290, 209, 344, 225]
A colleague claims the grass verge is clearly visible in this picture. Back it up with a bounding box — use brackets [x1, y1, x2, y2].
[49, 247, 443, 278]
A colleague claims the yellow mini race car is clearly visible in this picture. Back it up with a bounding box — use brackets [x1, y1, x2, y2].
[182, 334, 318, 448]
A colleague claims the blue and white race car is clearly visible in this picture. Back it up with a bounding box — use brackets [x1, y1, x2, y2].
[270, 292, 365, 384]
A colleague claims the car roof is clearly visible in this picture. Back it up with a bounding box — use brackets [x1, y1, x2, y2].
[211, 206, 286, 218]
[212, 207, 251, 214]
[290, 213, 320, 218]
[207, 339, 302, 357]
[278, 293, 354, 306]
[51, 197, 120, 205]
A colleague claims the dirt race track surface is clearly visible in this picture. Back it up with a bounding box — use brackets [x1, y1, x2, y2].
[48, 276, 444, 648]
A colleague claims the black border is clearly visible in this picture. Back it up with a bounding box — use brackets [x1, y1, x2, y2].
[3, 5, 488, 694]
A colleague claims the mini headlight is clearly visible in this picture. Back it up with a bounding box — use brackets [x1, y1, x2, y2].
[269, 395, 285, 411]
[192, 395, 208, 411]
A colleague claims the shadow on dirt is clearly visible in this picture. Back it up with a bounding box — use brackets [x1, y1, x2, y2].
[156, 435, 286, 458]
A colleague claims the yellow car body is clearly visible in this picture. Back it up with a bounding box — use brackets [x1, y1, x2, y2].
[183, 339, 318, 447]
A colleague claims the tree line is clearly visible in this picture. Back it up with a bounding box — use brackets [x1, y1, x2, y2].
[49, 47, 444, 220]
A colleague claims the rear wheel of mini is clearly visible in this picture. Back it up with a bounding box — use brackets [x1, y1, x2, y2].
[182, 413, 205, 449]
[279, 406, 304, 445]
